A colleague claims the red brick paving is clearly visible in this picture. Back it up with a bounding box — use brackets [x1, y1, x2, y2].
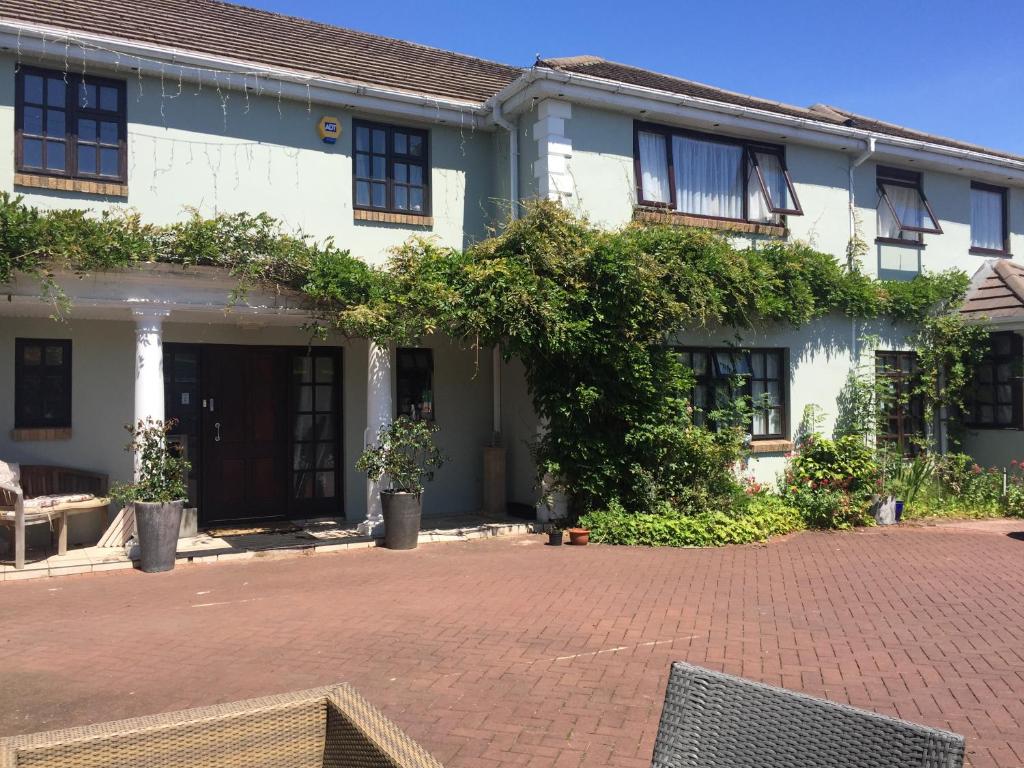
[2, 520, 1024, 767]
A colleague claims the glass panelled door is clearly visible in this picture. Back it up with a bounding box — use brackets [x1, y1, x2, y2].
[290, 350, 342, 516]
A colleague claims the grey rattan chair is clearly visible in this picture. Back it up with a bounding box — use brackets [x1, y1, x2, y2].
[0, 684, 442, 768]
[652, 662, 964, 768]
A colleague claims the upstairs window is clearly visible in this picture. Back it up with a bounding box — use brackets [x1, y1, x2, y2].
[876, 166, 942, 242]
[353, 119, 430, 216]
[15, 339, 72, 429]
[970, 182, 1009, 255]
[966, 332, 1023, 430]
[678, 347, 786, 440]
[16, 66, 126, 182]
[635, 123, 802, 224]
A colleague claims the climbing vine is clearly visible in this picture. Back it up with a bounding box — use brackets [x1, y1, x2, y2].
[0, 194, 988, 516]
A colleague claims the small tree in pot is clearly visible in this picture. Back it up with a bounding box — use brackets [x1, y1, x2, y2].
[357, 417, 445, 549]
[111, 418, 190, 573]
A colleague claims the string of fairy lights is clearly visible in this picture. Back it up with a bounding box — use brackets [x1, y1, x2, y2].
[12, 25, 488, 227]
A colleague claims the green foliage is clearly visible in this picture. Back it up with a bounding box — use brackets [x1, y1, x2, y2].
[579, 495, 804, 547]
[356, 417, 445, 494]
[781, 434, 877, 529]
[110, 419, 190, 504]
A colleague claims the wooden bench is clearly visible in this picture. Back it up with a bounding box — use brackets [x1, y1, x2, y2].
[0, 464, 111, 570]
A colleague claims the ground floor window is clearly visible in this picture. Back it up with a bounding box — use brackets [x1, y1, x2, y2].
[966, 331, 1023, 429]
[396, 348, 434, 421]
[292, 351, 339, 500]
[677, 347, 786, 440]
[875, 351, 925, 455]
[15, 338, 71, 428]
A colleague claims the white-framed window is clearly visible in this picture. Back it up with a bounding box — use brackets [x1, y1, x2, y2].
[634, 122, 802, 224]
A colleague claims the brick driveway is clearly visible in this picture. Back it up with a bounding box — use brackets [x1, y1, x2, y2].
[2, 520, 1024, 767]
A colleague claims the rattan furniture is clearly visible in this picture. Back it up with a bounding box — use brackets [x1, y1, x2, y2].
[0, 684, 443, 768]
[652, 662, 965, 768]
[0, 463, 110, 570]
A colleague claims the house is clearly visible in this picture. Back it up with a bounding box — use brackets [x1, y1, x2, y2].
[0, 0, 1020, 550]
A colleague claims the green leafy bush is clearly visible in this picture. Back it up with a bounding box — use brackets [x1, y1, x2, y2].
[110, 419, 190, 504]
[580, 495, 804, 547]
[356, 417, 445, 494]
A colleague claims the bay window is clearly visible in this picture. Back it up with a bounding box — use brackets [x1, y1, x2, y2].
[876, 167, 942, 243]
[966, 332, 1023, 429]
[970, 182, 1008, 255]
[634, 122, 802, 224]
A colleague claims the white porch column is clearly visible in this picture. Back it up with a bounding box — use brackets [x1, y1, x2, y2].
[358, 341, 392, 536]
[132, 307, 170, 480]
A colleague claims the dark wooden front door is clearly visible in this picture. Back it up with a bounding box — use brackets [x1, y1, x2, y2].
[200, 346, 289, 523]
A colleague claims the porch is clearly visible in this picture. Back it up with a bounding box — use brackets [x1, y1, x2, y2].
[1, 511, 545, 581]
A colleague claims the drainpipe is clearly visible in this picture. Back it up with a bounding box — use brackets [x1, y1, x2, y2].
[848, 138, 875, 403]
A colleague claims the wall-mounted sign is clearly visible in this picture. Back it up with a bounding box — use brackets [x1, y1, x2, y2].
[318, 116, 341, 144]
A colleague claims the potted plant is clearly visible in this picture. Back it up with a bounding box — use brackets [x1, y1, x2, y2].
[547, 524, 564, 546]
[568, 526, 590, 546]
[111, 418, 190, 573]
[356, 417, 445, 550]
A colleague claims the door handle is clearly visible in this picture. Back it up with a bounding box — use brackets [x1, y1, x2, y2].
[214, 422, 221, 442]
[209, 398, 215, 412]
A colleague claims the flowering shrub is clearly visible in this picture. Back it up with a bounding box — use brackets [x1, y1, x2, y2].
[781, 434, 876, 529]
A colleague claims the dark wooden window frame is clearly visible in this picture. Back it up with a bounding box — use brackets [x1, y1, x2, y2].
[395, 347, 435, 421]
[15, 65, 128, 183]
[966, 331, 1023, 430]
[676, 346, 788, 441]
[633, 121, 803, 222]
[14, 338, 72, 429]
[352, 118, 430, 217]
[875, 351, 926, 456]
[969, 181, 1010, 257]
[875, 166, 942, 245]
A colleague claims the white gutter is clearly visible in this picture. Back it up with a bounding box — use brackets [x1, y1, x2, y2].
[489, 68, 1024, 183]
[0, 20, 489, 127]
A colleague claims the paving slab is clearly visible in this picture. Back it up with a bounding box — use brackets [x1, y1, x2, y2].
[2, 519, 1023, 768]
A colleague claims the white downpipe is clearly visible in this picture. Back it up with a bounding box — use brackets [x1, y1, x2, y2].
[848, 138, 875, 372]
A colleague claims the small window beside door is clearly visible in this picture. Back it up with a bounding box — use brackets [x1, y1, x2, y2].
[396, 348, 434, 421]
[15, 338, 72, 428]
[291, 353, 338, 500]
[970, 182, 1009, 256]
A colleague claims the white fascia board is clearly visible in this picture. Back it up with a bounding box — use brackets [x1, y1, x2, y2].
[0, 20, 490, 129]
[489, 69, 1024, 185]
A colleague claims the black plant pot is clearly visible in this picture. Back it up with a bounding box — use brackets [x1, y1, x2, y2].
[547, 530, 563, 546]
[134, 500, 184, 573]
[381, 491, 422, 550]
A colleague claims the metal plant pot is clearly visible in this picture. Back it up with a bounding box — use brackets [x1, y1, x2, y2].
[380, 491, 422, 550]
[134, 500, 184, 573]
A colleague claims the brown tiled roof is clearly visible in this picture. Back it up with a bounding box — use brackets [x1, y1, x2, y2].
[962, 260, 1024, 319]
[538, 57, 1024, 164]
[0, 0, 523, 104]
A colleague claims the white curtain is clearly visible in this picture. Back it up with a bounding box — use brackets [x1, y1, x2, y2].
[883, 183, 935, 231]
[877, 197, 903, 239]
[674, 136, 742, 218]
[638, 131, 669, 204]
[971, 187, 1003, 250]
[748, 153, 788, 222]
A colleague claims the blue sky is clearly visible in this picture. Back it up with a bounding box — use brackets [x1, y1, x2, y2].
[244, 0, 1024, 155]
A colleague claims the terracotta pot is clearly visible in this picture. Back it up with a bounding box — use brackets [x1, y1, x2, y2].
[568, 527, 590, 546]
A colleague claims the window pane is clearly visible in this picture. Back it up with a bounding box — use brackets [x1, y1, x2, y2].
[45, 140, 65, 171]
[99, 86, 118, 111]
[355, 153, 369, 178]
[79, 83, 97, 108]
[24, 106, 43, 135]
[372, 129, 385, 153]
[78, 145, 97, 174]
[371, 156, 385, 180]
[637, 131, 669, 204]
[22, 344, 42, 365]
[409, 187, 423, 212]
[316, 471, 335, 498]
[99, 121, 118, 144]
[293, 444, 315, 470]
[297, 385, 313, 411]
[674, 136, 742, 218]
[315, 414, 334, 440]
[394, 162, 407, 183]
[768, 408, 781, 434]
[314, 356, 334, 383]
[355, 126, 369, 152]
[409, 165, 423, 186]
[767, 353, 780, 379]
[371, 183, 386, 208]
[47, 109, 65, 136]
[994, 334, 1012, 356]
[394, 132, 407, 154]
[78, 118, 96, 142]
[756, 152, 791, 209]
[882, 183, 937, 232]
[408, 134, 423, 156]
[100, 147, 119, 176]
[46, 78, 65, 107]
[293, 356, 313, 383]
[315, 444, 335, 470]
[751, 353, 765, 378]
[22, 138, 42, 168]
[971, 187, 1004, 250]
[293, 471, 314, 498]
[395, 186, 408, 210]
[355, 180, 370, 206]
[24, 74, 44, 104]
[294, 414, 313, 441]
[315, 385, 334, 411]
[692, 352, 707, 375]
